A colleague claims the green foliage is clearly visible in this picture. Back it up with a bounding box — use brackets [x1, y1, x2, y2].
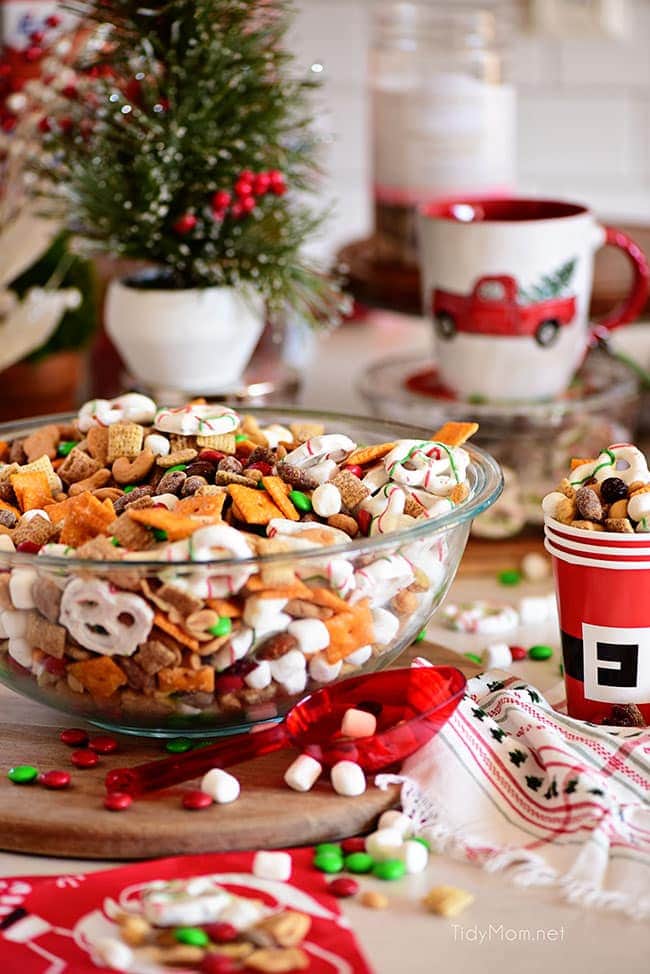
[37, 0, 346, 325]
[518, 258, 577, 305]
[9, 232, 97, 362]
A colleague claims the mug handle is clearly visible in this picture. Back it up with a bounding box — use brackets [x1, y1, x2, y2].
[592, 226, 650, 338]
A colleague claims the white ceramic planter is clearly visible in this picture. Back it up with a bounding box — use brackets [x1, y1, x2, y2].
[105, 279, 266, 394]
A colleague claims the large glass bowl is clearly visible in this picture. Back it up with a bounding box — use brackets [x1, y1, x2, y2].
[0, 408, 502, 735]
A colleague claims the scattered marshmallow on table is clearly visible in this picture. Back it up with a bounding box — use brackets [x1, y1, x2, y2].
[365, 828, 404, 861]
[481, 642, 512, 668]
[520, 551, 550, 582]
[200, 768, 240, 804]
[519, 594, 556, 625]
[284, 753, 322, 792]
[331, 760, 366, 797]
[252, 850, 292, 882]
[378, 809, 413, 837]
[401, 838, 429, 874]
[341, 707, 377, 739]
[287, 618, 330, 656]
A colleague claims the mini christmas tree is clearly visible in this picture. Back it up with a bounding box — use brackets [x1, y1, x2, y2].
[30, 0, 346, 326]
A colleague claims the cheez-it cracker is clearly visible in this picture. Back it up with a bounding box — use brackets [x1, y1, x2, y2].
[430, 421, 479, 447]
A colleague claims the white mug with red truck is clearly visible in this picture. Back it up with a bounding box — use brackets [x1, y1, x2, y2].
[418, 198, 649, 401]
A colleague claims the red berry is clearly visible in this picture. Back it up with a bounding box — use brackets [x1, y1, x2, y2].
[214, 673, 244, 693]
[199, 449, 225, 464]
[182, 789, 213, 810]
[24, 46, 43, 63]
[231, 202, 244, 219]
[104, 791, 132, 811]
[16, 541, 41, 554]
[1, 115, 16, 133]
[341, 836, 366, 854]
[173, 213, 197, 235]
[268, 169, 286, 195]
[125, 78, 141, 103]
[510, 645, 527, 661]
[239, 195, 256, 214]
[61, 84, 77, 99]
[357, 509, 372, 535]
[39, 770, 71, 790]
[343, 464, 363, 478]
[38, 116, 51, 133]
[45, 14, 62, 27]
[234, 178, 253, 199]
[246, 461, 273, 476]
[328, 877, 359, 898]
[71, 749, 99, 769]
[58, 117, 73, 134]
[239, 168, 254, 183]
[201, 955, 238, 974]
[89, 735, 118, 755]
[211, 190, 231, 211]
[204, 921, 238, 943]
[60, 728, 89, 747]
[30, 31, 45, 44]
[253, 172, 271, 195]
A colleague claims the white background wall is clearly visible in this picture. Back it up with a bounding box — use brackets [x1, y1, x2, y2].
[288, 0, 650, 257]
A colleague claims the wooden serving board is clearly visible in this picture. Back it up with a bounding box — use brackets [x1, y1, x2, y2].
[0, 643, 479, 860]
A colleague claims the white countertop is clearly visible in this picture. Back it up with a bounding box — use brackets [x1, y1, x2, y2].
[1, 322, 648, 973]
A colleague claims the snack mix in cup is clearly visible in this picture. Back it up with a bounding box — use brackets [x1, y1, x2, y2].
[543, 442, 650, 726]
[0, 398, 495, 734]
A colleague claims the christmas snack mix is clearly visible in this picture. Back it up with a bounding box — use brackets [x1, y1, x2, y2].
[0, 399, 479, 729]
[542, 443, 650, 532]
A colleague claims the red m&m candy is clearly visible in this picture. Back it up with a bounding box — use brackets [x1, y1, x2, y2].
[104, 792, 132, 811]
[203, 921, 238, 943]
[341, 836, 366, 855]
[89, 735, 118, 754]
[71, 749, 99, 769]
[510, 645, 527, 661]
[39, 770, 71, 790]
[60, 728, 88, 747]
[182, 789, 213, 810]
[328, 877, 359, 898]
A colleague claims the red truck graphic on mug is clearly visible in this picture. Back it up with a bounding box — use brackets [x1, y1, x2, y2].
[432, 258, 577, 348]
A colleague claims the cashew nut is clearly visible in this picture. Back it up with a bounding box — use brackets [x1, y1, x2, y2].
[112, 449, 155, 485]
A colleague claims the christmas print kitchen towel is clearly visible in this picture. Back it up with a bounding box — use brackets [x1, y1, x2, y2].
[378, 669, 650, 919]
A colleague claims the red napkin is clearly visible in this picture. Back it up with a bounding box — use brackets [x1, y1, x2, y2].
[0, 848, 373, 973]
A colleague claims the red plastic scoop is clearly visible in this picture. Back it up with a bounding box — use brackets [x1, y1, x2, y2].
[105, 666, 466, 797]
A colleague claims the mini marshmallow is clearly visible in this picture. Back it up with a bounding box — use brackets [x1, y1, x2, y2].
[94, 936, 134, 972]
[220, 897, 267, 931]
[519, 595, 556, 625]
[330, 760, 366, 797]
[8, 637, 33, 669]
[20, 508, 50, 523]
[9, 568, 37, 610]
[152, 492, 178, 510]
[244, 660, 272, 690]
[365, 828, 404, 861]
[252, 850, 292, 882]
[308, 653, 342, 683]
[346, 644, 372, 667]
[263, 424, 293, 449]
[541, 491, 567, 518]
[1, 609, 28, 638]
[144, 432, 171, 457]
[200, 768, 240, 804]
[378, 810, 413, 837]
[341, 707, 377, 738]
[284, 753, 322, 792]
[214, 625, 254, 671]
[287, 618, 330, 656]
[372, 607, 400, 645]
[312, 482, 342, 518]
[0, 535, 15, 553]
[628, 492, 650, 522]
[244, 597, 290, 638]
[401, 838, 429, 875]
[306, 459, 338, 485]
[269, 649, 307, 695]
[520, 551, 550, 582]
[481, 642, 512, 668]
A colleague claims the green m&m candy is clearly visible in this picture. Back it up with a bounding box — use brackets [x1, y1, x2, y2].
[498, 569, 522, 586]
[313, 852, 344, 874]
[166, 464, 187, 473]
[289, 490, 312, 513]
[174, 927, 209, 947]
[464, 652, 482, 665]
[528, 644, 553, 661]
[208, 616, 232, 638]
[344, 851, 374, 874]
[414, 628, 426, 643]
[314, 843, 341, 857]
[57, 441, 77, 457]
[7, 764, 39, 784]
[372, 859, 406, 881]
[165, 738, 193, 754]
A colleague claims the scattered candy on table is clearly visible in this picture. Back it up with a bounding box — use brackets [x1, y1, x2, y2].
[330, 760, 366, 797]
[498, 568, 521, 586]
[104, 792, 133, 811]
[88, 734, 118, 754]
[283, 753, 322, 793]
[328, 877, 359, 898]
[39, 769, 71, 790]
[60, 727, 88, 747]
[360, 891, 389, 910]
[71, 748, 100, 768]
[200, 768, 241, 805]
[182, 790, 214, 811]
[528, 644, 554, 661]
[421, 885, 474, 917]
[252, 850, 292, 882]
[7, 764, 38, 784]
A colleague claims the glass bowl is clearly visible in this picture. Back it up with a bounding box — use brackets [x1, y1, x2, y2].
[0, 407, 502, 736]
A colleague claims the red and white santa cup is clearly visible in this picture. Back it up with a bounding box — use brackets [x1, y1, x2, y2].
[544, 517, 650, 722]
